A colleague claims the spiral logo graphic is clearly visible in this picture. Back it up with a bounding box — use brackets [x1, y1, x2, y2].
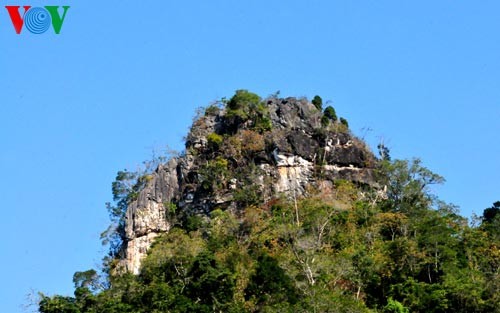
[24, 7, 52, 34]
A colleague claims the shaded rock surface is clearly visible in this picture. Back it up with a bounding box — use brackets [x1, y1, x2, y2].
[120, 97, 378, 274]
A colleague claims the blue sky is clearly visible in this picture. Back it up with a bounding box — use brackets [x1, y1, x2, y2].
[1, 1, 499, 312]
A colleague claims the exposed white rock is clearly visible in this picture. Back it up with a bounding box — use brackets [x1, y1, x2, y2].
[124, 232, 161, 274]
[273, 150, 313, 167]
[126, 200, 169, 238]
[323, 164, 361, 172]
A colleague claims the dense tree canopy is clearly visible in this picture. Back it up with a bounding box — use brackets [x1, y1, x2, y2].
[39, 93, 499, 313]
[39, 159, 499, 312]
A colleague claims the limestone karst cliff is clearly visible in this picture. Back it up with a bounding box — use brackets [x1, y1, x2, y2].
[119, 93, 377, 274]
[40, 92, 499, 313]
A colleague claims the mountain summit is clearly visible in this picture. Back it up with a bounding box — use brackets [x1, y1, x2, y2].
[119, 91, 377, 273]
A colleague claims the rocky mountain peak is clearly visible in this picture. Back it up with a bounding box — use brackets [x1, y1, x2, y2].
[118, 91, 378, 274]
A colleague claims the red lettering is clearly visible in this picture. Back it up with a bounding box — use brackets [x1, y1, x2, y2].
[5, 6, 31, 34]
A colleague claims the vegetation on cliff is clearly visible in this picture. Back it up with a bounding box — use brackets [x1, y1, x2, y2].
[39, 91, 499, 313]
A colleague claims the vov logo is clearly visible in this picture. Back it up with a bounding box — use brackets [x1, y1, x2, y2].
[5, 5, 70, 34]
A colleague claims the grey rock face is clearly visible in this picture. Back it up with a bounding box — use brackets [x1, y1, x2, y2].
[119, 97, 378, 274]
[121, 159, 179, 273]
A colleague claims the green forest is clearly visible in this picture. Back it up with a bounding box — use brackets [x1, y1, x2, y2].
[39, 92, 499, 313]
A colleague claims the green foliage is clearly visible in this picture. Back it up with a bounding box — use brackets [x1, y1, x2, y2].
[340, 117, 349, 128]
[312, 95, 323, 111]
[253, 111, 272, 133]
[204, 104, 221, 116]
[199, 156, 230, 192]
[323, 105, 337, 122]
[481, 201, 500, 242]
[378, 158, 445, 215]
[227, 90, 261, 112]
[183, 214, 204, 232]
[39, 295, 80, 313]
[384, 297, 409, 313]
[101, 169, 139, 257]
[206, 132, 223, 151]
[225, 90, 272, 133]
[378, 143, 391, 161]
[140, 228, 206, 282]
[245, 253, 299, 307]
[232, 163, 265, 207]
[73, 269, 101, 292]
[187, 252, 236, 310]
[226, 89, 261, 120]
[482, 201, 500, 222]
[41, 143, 500, 313]
[389, 278, 449, 313]
[233, 184, 262, 208]
[320, 114, 330, 127]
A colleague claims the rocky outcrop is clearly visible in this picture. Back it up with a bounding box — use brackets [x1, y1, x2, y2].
[119, 96, 378, 274]
[122, 159, 178, 274]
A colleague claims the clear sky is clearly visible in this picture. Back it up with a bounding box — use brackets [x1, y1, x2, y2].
[1, 1, 499, 312]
